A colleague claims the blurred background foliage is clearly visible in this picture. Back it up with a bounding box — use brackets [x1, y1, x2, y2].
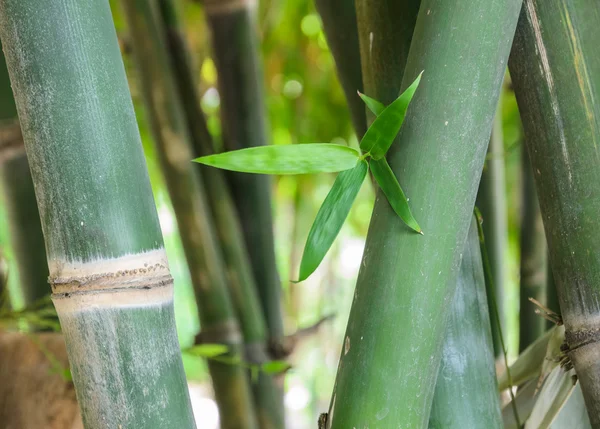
[0, 0, 525, 426]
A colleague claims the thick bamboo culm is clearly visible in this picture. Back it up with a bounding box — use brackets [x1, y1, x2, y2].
[0, 0, 196, 427]
[326, 0, 521, 427]
[509, 0, 600, 424]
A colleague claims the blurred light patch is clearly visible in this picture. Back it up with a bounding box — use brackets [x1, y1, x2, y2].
[285, 384, 311, 411]
[200, 58, 217, 85]
[188, 384, 219, 429]
[283, 79, 303, 99]
[272, 127, 292, 146]
[201, 87, 220, 111]
[339, 238, 365, 279]
[300, 14, 322, 37]
[158, 206, 176, 235]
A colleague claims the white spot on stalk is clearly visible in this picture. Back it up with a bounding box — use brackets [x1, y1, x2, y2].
[369, 32, 374, 56]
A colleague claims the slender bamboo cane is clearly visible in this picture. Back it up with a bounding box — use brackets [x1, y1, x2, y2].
[119, 1, 259, 428]
[519, 145, 547, 351]
[325, 1, 521, 427]
[204, 0, 284, 345]
[476, 107, 508, 357]
[0, 48, 48, 306]
[0, 0, 196, 427]
[508, 0, 600, 423]
[546, 259, 560, 329]
[429, 217, 502, 429]
[314, 0, 365, 137]
[155, 1, 285, 427]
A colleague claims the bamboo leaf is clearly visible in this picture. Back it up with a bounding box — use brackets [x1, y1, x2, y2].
[370, 158, 422, 234]
[261, 360, 291, 374]
[297, 160, 368, 282]
[551, 384, 592, 429]
[358, 91, 386, 116]
[525, 367, 577, 429]
[187, 343, 229, 358]
[193, 144, 361, 175]
[359, 72, 422, 159]
[502, 381, 537, 429]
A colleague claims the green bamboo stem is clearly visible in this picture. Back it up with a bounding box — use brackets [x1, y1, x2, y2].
[429, 217, 502, 429]
[204, 0, 284, 344]
[0, 49, 48, 307]
[314, 0, 366, 137]
[476, 107, 508, 357]
[0, 0, 196, 427]
[519, 145, 547, 351]
[119, 1, 260, 428]
[546, 259, 560, 329]
[325, 1, 521, 427]
[508, 0, 600, 423]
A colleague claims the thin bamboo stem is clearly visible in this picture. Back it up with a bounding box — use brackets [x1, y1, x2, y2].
[119, 0, 259, 427]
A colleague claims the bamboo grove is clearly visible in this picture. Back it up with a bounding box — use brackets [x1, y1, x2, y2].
[0, 0, 598, 428]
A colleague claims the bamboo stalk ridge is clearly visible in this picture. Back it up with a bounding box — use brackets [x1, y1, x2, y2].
[326, 0, 521, 427]
[508, 0, 600, 423]
[119, 0, 260, 427]
[155, 0, 286, 426]
[204, 0, 284, 345]
[519, 146, 547, 351]
[429, 217, 502, 429]
[476, 107, 508, 357]
[0, 0, 196, 427]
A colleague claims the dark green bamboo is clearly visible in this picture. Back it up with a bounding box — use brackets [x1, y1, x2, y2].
[204, 1, 284, 345]
[519, 145, 547, 351]
[0, 0, 196, 427]
[119, 1, 260, 428]
[314, 0, 365, 137]
[325, 1, 521, 427]
[0, 48, 48, 306]
[429, 217, 502, 429]
[155, 0, 285, 426]
[509, 0, 600, 423]
[476, 108, 508, 357]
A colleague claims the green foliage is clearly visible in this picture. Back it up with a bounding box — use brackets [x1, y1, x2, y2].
[194, 144, 360, 175]
[187, 343, 230, 358]
[359, 72, 422, 159]
[297, 160, 368, 281]
[370, 158, 421, 234]
[193, 75, 422, 281]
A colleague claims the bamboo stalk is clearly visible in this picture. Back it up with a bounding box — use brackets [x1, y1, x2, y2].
[0, 0, 196, 427]
[119, 1, 260, 428]
[155, 1, 285, 426]
[204, 0, 284, 345]
[476, 107, 508, 357]
[314, 0, 365, 137]
[0, 48, 48, 307]
[325, 1, 521, 427]
[519, 145, 547, 351]
[508, 0, 600, 423]
[429, 217, 502, 429]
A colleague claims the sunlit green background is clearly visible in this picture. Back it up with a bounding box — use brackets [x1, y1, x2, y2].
[0, 1, 525, 427]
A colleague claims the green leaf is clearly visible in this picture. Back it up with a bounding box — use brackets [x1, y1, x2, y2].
[261, 360, 291, 374]
[370, 157, 422, 234]
[186, 343, 229, 358]
[359, 72, 422, 159]
[193, 144, 360, 175]
[358, 91, 386, 116]
[297, 160, 368, 282]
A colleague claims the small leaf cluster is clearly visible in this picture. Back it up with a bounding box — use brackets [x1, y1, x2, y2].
[194, 72, 424, 282]
[185, 343, 291, 380]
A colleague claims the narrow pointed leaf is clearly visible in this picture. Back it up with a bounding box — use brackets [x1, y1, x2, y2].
[551, 384, 592, 429]
[358, 91, 386, 116]
[187, 343, 229, 358]
[502, 381, 537, 429]
[261, 360, 292, 374]
[525, 367, 577, 429]
[297, 160, 368, 281]
[193, 143, 360, 175]
[359, 72, 422, 159]
[370, 157, 422, 233]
